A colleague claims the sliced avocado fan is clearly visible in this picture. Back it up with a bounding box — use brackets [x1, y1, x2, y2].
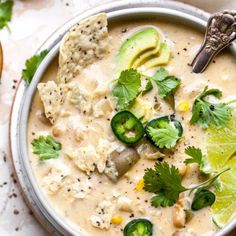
[115, 28, 171, 73]
[142, 43, 171, 70]
[115, 28, 159, 73]
[132, 39, 161, 69]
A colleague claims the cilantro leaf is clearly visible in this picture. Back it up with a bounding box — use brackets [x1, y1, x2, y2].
[190, 86, 230, 128]
[184, 146, 212, 174]
[184, 146, 203, 165]
[151, 192, 177, 208]
[142, 168, 160, 193]
[152, 67, 169, 81]
[198, 87, 222, 99]
[112, 69, 141, 110]
[143, 162, 187, 207]
[155, 76, 181, 98]
[151, 68, 180, 98]
[0, 0, 13, 30]
[142, 79, 153, 95]
[22, 50, 48, 85]
[31, 135, 62, 161]
[146, 123, 180, 149]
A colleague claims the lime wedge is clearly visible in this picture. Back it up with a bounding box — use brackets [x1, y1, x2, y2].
[206, 113, 236, 169]
[206, 111, 236, 227]
[211, 158, 236, 227]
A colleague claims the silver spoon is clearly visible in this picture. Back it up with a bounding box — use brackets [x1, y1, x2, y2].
[192, 10, 236, 73]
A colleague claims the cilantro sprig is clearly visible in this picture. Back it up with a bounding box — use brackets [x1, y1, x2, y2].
[112, 68, 180, 110]
[150, 68, 180, 98]
[190, 86, 230, 128]
[31, 135, 62, 161]
[143, 161, 229, 208]
[0, 0, 13, 30]
[144, 162, 187, 207]
[112, 69, 141, 110]
[22, 50, 49, 85]
[184, 146, 211, 174]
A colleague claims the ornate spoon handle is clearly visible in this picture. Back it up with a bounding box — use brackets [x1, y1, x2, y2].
[191, 10, 236, 73]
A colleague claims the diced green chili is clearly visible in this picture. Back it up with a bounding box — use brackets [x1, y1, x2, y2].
[191, 189, 215, 211]
[124, 218, 153, 236]
[111, 111, 144, 144]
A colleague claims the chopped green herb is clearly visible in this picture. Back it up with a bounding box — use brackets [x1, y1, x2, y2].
[150, 68, 180, 98]
[190, 86, 230, 128]
[146, 125, 179, 149]
[184, 146, 211, 174]
[0, 0, 13, 30]
[144, 162, 187, 207]
[151, 67, 169, 81]
[142, 79, 153, 95]
[112, 69, 141, 110]
[22, 50, 48, 85]
[143, 161, 229, 208]
[31, 135, 62, 161]
[145, 116, 182, 149]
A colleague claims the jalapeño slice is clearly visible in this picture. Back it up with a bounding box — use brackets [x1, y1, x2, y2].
[191, 189, 215, 211]
[111, 111, 144, 144]
[124, 218, 153, 236]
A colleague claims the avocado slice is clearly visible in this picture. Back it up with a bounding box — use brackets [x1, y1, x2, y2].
[129, 98, 152, 123]
[142, 43, 171, 70]
[115, 28, 159, 73]
[132, 38, 161, 69]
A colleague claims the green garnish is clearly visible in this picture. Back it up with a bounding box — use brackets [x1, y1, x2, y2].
[143, 161, 229, 208]
[0, 0, 13, 30]
[150, 68, 180, 98]
[145, 116, 183, 149]
[22, 50, 48, 85]
[124, 218, 153, 236]
[146, 124, 179, 149]
[191, 188, 215, 211]
[144, 162, 187, 207]
[184, 146, 211, 174]
[31, 135, 62, 161]
[112, 69, 141, 110]
[111, 111, 144, 145]
[142, 79, 153, 95]
[112, 68, 180, 109]
[190, 86, 230, 128]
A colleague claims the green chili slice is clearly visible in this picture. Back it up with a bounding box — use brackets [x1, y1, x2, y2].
[124, 218, 153, 236]
[111, 111, 144, 144]
[191, 189, 215, 211]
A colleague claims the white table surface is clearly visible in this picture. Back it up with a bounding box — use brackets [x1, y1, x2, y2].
[0, 0, 235, 235]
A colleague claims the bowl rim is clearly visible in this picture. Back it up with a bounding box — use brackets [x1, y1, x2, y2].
[9, 0, 236, 235]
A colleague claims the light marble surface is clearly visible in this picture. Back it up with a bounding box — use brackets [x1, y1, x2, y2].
[0, 0, 235, 235]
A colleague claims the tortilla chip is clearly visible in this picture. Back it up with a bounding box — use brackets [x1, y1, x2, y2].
[57, 13, 109, 84]
[37, 81, 65, 124]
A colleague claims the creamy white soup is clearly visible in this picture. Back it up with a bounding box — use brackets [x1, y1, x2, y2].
[27, 14, 236, 236]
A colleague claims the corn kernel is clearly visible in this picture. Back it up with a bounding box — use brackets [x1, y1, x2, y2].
[177, 101, 189, 112]
[111, 215, 123, 225]
[135, 179, 144, 191]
